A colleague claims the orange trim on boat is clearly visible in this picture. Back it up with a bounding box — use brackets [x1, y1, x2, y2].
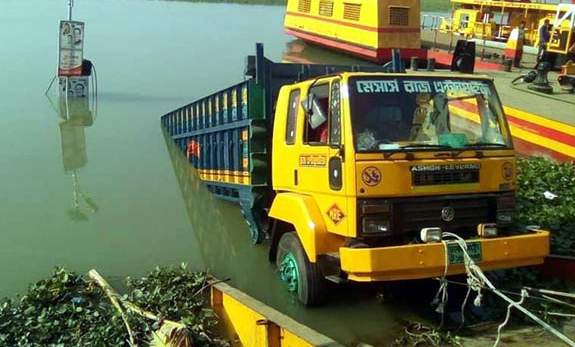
[284, 28, 427, 61]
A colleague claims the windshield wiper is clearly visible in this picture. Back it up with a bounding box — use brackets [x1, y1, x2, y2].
[464, 142, 509, 149]
[382, 144, 454, 159]
[399, 144, 453, 149]
[449, 142, 509, 158]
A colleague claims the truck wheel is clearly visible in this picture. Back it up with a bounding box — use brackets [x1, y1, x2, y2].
[276, 232, 325, 306]
[249, 225, 265, 244]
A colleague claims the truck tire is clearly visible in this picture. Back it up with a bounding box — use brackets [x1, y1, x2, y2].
[276, 232, 325, 306]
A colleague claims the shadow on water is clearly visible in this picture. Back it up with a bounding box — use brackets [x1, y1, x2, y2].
[161, 127, 466, 345]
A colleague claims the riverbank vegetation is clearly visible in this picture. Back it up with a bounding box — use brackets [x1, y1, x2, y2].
[516, 157, 575, 256]
[156, 0, 452, 11]
[0, 265, 228, 347]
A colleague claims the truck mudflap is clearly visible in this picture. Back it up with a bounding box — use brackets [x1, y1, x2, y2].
[339, 231, 550, 282]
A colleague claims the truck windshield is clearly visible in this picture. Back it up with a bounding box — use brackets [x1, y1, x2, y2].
[348, 76, 512, 152]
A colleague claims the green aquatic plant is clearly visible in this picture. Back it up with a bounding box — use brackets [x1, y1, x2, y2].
[516, 157, 575, 256]
[392, 322, 463, 347]
[0, 266, 228, 347]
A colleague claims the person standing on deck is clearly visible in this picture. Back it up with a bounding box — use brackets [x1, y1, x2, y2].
[536, 19, 551, 68]
[515, 21, 526, 67]
[506, 21, 527, 68]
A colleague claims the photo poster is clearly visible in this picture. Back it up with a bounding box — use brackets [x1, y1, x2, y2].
[58, 20, 85, 77]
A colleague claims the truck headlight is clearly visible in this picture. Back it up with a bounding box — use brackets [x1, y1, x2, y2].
[478, 223, 498, 237]
[420, 227, 442, 243]
[362, 217, 390, 235]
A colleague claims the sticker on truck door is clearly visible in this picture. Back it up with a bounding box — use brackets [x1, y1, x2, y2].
[361, 166, 381, 186]
[299, 154, 327, 167]
[326, 204, 345, 225]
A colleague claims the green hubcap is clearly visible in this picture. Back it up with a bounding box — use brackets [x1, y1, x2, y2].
[279, 253, 299, 293]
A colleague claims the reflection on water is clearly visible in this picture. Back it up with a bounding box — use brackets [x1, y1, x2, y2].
[163, 127, 282, 296]
[55, 97, 100, 221]
[0, 0, 447, 342]
[0, 0, 284, 299]
[282, 39, 378, 66]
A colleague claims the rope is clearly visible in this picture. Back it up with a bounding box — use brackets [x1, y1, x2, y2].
[494, 289, 528, 347]
[525, 287, 575, 300]
[442, 232, 485, 304]
[437, 232, 575, 347]
[438, 277, 575, 310]
[438, 278, 560, 304]
[431, 241, 450, 328]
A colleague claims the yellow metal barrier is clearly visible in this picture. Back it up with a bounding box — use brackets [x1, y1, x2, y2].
[210, 282, 342, 347]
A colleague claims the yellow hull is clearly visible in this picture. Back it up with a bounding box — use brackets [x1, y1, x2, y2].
[284, 0, 426, 62]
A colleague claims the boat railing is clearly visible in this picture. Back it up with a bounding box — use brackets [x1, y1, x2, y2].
[421, 14, 447, 31]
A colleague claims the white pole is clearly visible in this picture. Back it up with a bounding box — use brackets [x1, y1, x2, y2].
[68, 0, 73, 21]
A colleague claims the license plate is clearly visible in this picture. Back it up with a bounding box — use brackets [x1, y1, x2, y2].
[447, 242, 482, 264]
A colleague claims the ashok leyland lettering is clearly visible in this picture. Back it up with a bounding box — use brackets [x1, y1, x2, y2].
[161, 44, 549, 307]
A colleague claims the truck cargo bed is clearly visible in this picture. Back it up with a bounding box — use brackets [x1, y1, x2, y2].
[161, 43, 392, 243]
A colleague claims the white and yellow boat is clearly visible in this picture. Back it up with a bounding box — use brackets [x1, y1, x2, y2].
[284, 0, 427, 63]
[438, 0, 575, 60]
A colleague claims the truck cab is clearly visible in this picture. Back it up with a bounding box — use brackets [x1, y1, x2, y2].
[269, 72, 549, 306]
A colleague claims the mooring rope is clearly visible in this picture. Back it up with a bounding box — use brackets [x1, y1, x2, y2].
[432, 241, 450, 328]
[435, 232, 575, 347]
[494, 288, 528, 347]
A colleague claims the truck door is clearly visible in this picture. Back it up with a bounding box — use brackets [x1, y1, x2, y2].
[298, 78, 349, 236]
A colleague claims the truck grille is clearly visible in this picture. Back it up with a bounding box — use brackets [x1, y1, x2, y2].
[412, 167, 480, 186]
[394, 196, 495, 238]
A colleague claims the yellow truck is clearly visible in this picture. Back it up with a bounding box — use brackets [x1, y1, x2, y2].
[161, 43, 549, 306]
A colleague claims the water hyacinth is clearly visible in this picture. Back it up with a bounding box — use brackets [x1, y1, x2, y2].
[516, 157, 575, 256]
[0, 265, 229, 347]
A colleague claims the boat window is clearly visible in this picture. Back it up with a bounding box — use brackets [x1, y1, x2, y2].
[319, 0, 334, 17]
[343, 3, 361, 21]
[298, 0, 311, 13]
[285, 89, 300, 145]
[389, 7, 409, 26]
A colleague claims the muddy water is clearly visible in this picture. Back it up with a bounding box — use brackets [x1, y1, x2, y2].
[0, 0, 434, 344]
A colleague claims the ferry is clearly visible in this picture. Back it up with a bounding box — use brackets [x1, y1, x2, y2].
[283, 0, 427, 63]
[438, 0, 575, 62]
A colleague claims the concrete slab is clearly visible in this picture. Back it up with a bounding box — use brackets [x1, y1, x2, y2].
[484, 69, 575, 126]
[421, 29, 575, 127]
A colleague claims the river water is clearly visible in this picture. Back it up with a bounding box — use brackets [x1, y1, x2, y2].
[0, 0, 436, 344]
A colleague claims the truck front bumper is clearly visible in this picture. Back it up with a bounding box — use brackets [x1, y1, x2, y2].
[339, 231, 550, 282]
